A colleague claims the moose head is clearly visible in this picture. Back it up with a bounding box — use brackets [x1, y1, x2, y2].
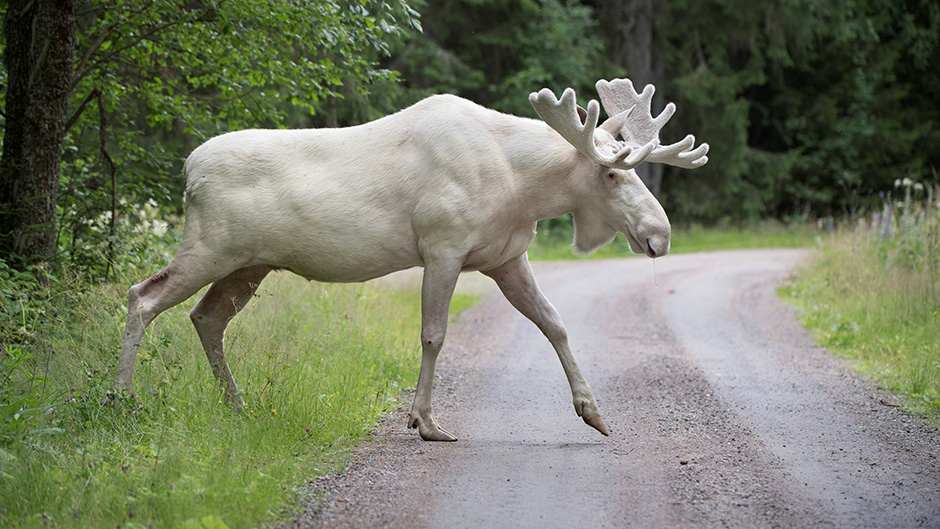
[530, 79, 709, 257]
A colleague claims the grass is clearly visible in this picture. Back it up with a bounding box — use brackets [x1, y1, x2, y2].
[527, 221, 816, 260]
[780, 224, 940, 421]
[0, 270, 477, 529]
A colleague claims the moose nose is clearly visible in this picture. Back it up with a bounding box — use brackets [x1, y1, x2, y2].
[646, 236, 669, 258]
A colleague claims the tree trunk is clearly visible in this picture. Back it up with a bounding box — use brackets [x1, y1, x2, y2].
[0, 0, 76, 269]
[599, 0, 663, 196]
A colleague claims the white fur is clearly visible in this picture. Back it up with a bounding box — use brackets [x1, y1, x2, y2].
[116, 82, 704, 441]
[180, 94, 666, 279]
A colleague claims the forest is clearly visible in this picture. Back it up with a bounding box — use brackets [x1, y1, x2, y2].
[1, 0, 938, 276]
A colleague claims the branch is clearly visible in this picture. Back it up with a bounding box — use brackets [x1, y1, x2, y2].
[71, 0, 232, 85]
[14, 0, 37, 19]
[65, 88, 100, 133]
[27, 34, 51, 89]
[97, 91, 118, 279]
[72, 0, 161, 85]
[72, 14, 195, 85]
[76, 5, 107, 18]
[72, 22, 119, 85]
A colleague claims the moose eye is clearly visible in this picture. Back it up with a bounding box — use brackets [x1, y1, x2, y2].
[607, 171, 616, 180]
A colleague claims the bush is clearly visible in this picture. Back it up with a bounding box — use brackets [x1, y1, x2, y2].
[0, 225, 476, 528]
[782, 180, 940, 419]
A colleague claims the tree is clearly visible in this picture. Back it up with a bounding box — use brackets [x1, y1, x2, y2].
[390, 0, 606, 116]
[3, 0, 938, 272]
[595, 0, 665, 196]
[0, 1, 75, 269]
[0, 0, 420, 274]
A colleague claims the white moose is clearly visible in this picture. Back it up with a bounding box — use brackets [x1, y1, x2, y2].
[116, 78, 708, 441]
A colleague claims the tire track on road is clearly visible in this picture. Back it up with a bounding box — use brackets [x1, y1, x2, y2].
[289, 250, 940, 529]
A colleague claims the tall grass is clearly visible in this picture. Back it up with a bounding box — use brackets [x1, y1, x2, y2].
[782, 181, 940, 420]
[0, 268, 475, 529]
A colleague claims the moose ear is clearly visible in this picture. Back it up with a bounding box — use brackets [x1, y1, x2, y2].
[598, 107, 634, 138]
[576, 105, 588, 125]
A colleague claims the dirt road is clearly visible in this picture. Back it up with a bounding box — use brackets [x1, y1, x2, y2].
[289, 249, 939, 529]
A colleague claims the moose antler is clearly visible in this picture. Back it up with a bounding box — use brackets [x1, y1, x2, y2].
[595, 78, 708, 169]
[529, 87, 656, 170]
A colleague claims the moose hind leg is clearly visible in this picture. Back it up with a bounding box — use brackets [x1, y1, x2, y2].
[118, 253, 236, 392]
[190, 265, 272, 409]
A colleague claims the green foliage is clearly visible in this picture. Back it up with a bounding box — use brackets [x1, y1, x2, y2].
[0, 262, 48, 351]
[391, 0, 607, 115]
[50, 0, 421, 276]
[0, 263, 477, 528]
[658, 0, 940, 222]
[385, 0, 940, 224]
[6, 0, 936, 274]
[781, 182, 940, 420]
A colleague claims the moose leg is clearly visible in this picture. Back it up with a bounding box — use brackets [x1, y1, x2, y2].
[190, 265, 272, 409]
[484, 253, 609, 436]
[116, 251, 238, 393]
[408, 258, 462, 442]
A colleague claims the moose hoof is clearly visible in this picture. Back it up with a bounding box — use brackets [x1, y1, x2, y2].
[573, 394, 608, 436]
[582, 414, 610, 436]
[408, 413, 457, 442]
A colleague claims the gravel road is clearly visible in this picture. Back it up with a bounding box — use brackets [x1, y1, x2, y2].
[287, 249, 939, 529]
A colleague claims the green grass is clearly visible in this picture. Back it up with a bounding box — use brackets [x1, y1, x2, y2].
[0, 271, 477, 529]
[780, 231, 940, 421]
[527, 222, 816, 261]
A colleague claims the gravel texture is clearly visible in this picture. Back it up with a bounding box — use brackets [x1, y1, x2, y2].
[286, 249, 940, 529]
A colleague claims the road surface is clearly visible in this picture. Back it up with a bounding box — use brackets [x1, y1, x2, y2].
[288, 249, 939, 529]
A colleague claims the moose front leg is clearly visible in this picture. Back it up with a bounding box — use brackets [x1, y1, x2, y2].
[408, 257, 462, 442]
[484, 253, 609, 436]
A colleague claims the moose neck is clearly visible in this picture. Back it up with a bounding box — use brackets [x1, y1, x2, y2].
[497, 117, 587, 223]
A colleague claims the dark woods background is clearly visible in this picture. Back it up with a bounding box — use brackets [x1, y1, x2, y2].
[0, 0, 938, 278]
